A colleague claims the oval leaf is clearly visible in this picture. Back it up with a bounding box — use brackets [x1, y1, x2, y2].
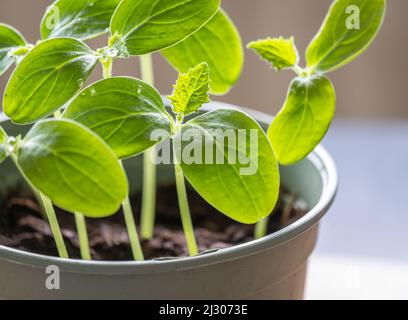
[41, 0, 121, 40]
[110, 0, 220, 55]
[268, 75, 336, 165]
[63, 77, 172, 159]
[0, 23, 26, 76]
[3, 38, 98, 124]
[306, 0, 387, 73]
[174, 109, 280, 224]
[162, 9, 243, 95]
[18, 119, 128, 217]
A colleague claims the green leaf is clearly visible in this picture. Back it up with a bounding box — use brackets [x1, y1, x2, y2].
[247, 36, 299, 71]
[18, 119, 128, 218]
[63, 77, 172, 159]
[110, 0, 220, 55]
[306, 0, 387, 73]
[168, 63, 210, 116]
[162, 9, 243, 95]
[174, 109, 280, 224]
[41, 0, 121, 40]
[3, 38, 98, 124]
[268, 75, 336, 165]
[0, 23, 27, 76]
[0, 126, 8, 164]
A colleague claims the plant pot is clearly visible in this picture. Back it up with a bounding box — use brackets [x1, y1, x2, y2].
[0, 102, 337, 300]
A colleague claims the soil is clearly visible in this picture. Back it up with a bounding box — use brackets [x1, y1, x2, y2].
[0, 185, 308, 260]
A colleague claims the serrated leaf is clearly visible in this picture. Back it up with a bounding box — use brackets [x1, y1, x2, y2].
[18, 119, 128, 218]
[168, 63, 210, 116]
[162, 9, 243, 95]
[247, 36, 299, 71]
[3, 38, 98, 124]
[110, 0, 220, 55]
[306, 0, 387, 73]
[0, 23, 27, 76]
[174, 109, 280, 224]
[63, 77, 172, 159]
[41, 0, 121, 40]
[268, 75, 336, 165]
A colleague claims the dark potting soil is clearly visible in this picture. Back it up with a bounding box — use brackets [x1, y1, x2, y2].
[0, 185, 308, 260]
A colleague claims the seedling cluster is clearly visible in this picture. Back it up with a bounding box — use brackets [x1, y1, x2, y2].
[0, 0, 386, 260]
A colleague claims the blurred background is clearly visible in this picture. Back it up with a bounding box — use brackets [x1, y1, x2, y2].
[0, 0, 407, 299]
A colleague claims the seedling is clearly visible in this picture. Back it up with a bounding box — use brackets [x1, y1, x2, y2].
[63, 62, 280, 256]
[248, 0, 386, 237]
[0, 0, 244, 259]
[0, 0, 387, 260]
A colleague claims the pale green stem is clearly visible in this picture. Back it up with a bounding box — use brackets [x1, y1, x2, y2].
[11, 154, 68, 258]
[74, 212, 91, 260]
[140, 147, 157, 239]
[101, 56, 113, 79]
[254, 217, 269, 240]
[140, 54, 155, 85]
[53, 109, 62, 118]
[40, 193, 69, 258]
[174, 163, 198, 256]
[101, 57, 144, 260]
[292, 64, 313, 78]
[139, 54, 157, 240]
[122, 197, 144, 260]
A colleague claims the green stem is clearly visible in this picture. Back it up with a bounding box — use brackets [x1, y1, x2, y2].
[40, 193, 69, 258]
[102, 55, 145, 259]
[254, 217, 269, 240]
[53, 109, 62, 118]
[139, 54, 157, 240]
[101, 56, 113, 79]
[174, 163, 198, 256]
[74, 212, 91, 260]
[122, 197, 144, 261]
[140, 147, 157, 239]
[10, 154, 68, 257]
[140, 54, 154, 85]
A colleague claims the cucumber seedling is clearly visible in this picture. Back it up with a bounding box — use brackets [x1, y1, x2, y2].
[0, 0, 244, 260]
[248, 0, 387, 238]
[63, 62, 280, 256]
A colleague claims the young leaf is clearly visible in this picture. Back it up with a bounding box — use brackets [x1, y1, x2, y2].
[41, 0, 121, 40]
[174, 109, 280, 224]
[268, 75, 336, 165]
[3, 38, 98, 124]
[168, 62, 210, 116]
[247, 37, 299, 71]
[63, 77, 172, 159]
[110, 0, 220, 55]
[0, 23, 27, 76]
[162, 10, 243, 95]
[18, 119, 128, 218]
[306, 0, 387, 73]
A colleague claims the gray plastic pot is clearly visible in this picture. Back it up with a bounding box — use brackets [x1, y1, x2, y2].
[0, 102, 337, 300]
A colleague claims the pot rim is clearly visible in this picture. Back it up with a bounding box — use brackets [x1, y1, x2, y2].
[0, 102, 338, 274]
